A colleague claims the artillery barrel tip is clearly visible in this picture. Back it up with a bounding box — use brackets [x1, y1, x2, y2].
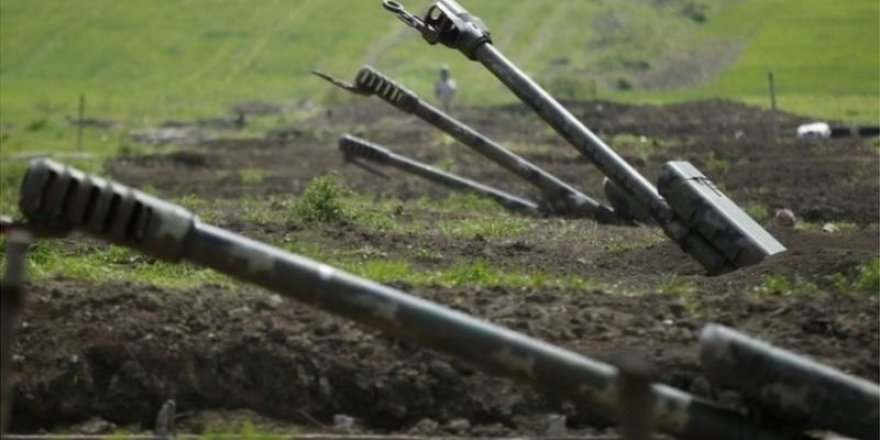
[338, 134, 359, 149]
[312, 69, 357, 91]
[382, 1, 405, 13]
[697, 324, 728, 346]
[311, 69, 331, 80]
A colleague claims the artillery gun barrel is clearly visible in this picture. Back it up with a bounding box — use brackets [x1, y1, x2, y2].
[315, 67, 620, 223]
[339, 134, 541, 215]
[1, 229, 33, 433]
[16, 158, 791, 440]
[699, 324, 880, 440]
[381, 0, 786, 274]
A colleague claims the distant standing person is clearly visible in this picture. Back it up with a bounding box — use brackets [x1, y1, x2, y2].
[435, 65, 456, 113]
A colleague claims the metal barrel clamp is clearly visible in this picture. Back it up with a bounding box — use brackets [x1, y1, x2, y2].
[381, 0, 787, 274]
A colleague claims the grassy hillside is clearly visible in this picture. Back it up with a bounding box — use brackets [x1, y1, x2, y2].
[639, 0, 880, 121]
[0, 0, 877, 132]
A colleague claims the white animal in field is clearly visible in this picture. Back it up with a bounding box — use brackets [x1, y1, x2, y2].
[435, 65, 456, 113]
[796, 122, 831, 139]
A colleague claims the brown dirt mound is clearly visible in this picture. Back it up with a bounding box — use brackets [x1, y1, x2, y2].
[11, 277, 878, 434]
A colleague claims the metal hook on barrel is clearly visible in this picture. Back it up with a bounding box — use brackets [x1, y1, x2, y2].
[381, 0, 432, 32]
[312, 69, 368, 96]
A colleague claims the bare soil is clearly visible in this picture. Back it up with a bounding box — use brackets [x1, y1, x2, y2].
[9, 99, 880, 436]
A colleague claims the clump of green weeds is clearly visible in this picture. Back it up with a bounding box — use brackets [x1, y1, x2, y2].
[239, 168, 267, 185]
[201, 420, 298, 440]
[816, 257, 879, 296]
[752, 273, 818, 297]
[437, 217, 529, 238]
[290, 173, 352, 223]
[289, 174, 397, 229]
[850, 257, 879, 295]
[703, 152, 730, 174]
[743, 201, 770, 223]
[649, 276, 701, 315]
[657, 277, 697, 297]
[445, 259, 494, 285]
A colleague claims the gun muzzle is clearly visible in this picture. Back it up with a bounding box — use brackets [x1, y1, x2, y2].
[353, 67, 420, 111]
[420, 0, 491, 59]
[313, 67, 422, 113]
[658, 162, 785, 269]
[339, 133, 394, 163]
[19, 159, 195, 260]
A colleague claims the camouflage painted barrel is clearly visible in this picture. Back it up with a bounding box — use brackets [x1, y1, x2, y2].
[700, 324, 880, 440]
[339, 134, 541, 215]
[17, 159, 792, 440]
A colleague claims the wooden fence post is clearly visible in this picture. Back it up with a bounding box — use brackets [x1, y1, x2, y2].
[76, 94, 85, 151]
[768, 71, 779, 141]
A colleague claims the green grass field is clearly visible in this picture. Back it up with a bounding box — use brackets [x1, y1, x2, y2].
[1, 0, 877, 131]
[636, 0, 880, 121]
